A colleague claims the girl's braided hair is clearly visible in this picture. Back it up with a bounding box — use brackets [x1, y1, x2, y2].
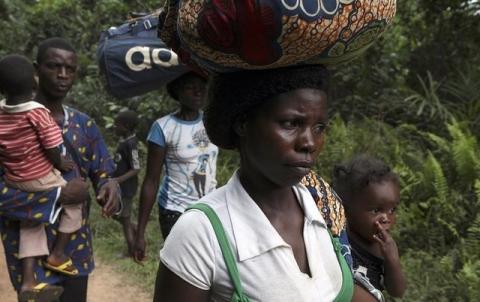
[332, 154, 399, 204]
[204, 65, 329, 150]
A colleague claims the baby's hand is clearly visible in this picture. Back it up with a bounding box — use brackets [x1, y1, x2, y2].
[373, 221, 400, 262]
[59, 157, 76, 172]
[373, 222, 407, 297]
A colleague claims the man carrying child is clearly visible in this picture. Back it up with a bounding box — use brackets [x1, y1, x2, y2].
[0, 54, 83, 301]
[0, 37, 120, 302]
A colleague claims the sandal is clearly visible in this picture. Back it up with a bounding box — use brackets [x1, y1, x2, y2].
[18, 283, 64, 302]
[43, 258, 79, 276]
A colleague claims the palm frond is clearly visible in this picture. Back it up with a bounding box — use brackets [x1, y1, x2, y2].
[405, 72, 454, 121]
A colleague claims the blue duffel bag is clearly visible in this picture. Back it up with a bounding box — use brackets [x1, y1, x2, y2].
[97, 10, 188, 99]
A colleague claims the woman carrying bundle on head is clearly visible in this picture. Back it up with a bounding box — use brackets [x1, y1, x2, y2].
[154, 65, 354, 302]
[151, 1, 397, 300]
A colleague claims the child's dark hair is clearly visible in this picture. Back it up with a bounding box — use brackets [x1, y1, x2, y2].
[0, 54, 35, 97]
[37, 37, 76, 64]
[166, 71, 205, 101]
[332, 154, 399, 203]
[116, 110, 139, 132]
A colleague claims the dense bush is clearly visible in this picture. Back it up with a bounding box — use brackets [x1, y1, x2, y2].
[1, 0, 479, 300]
[315, 118, 480, 301]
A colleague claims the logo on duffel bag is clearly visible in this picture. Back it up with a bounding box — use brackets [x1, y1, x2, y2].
[125, 46, 179, 71]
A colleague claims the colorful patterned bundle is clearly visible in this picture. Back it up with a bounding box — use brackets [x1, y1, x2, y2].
[160, 0, 396, 72]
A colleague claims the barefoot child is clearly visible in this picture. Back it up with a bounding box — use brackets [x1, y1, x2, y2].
[332, 155, 407, 301]
[112, 110, 140, 256]
[0, 54, 82, 301]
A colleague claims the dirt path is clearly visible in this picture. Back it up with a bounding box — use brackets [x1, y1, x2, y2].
[0, 243, 152, 302]
[0, 244, 16, 302]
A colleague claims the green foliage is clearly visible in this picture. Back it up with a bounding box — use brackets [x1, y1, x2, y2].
[314, 116, 480, 301]
[0, 0, 479, 300]
[464, 212, 480, 258]
[443, 66, 480, 125]
[405, 72, 453, 121]
[423, 152, 449, 203]
[215, 149, 240, 187]
[447, 121, 480, 184]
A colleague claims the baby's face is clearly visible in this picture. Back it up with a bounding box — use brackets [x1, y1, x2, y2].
[347, 180, 400, 243]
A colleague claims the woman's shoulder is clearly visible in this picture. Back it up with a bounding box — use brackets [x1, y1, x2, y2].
[301, 170, 347, 236]
[300, 170, 336, 204]
[194, 185, 230, 214]
[172, 186, 229, 230]
[167, 185, 231, 248]
[161, 201, 220, 290]
[300, 170, 331, 192]
[162, 187, 228, 253]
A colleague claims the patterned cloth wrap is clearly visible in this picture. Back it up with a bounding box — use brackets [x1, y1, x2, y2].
[160, 0, 396, 72]
[301, 170, 353, 267]
[0, 106, 115, 290]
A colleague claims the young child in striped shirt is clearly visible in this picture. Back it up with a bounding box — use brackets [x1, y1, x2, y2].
[0, 54, 82, 301]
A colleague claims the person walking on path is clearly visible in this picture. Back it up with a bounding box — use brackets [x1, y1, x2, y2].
[0, 37, 120, 302]
[0, 54, 83, 302]
[112, 110, 141, 257]
[133, 71, 218, 262]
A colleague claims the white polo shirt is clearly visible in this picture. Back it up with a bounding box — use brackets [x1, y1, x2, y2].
[160, 172, 343, 302]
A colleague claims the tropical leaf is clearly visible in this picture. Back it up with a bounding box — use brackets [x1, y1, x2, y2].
[423, 152, 449, 203]
[455, 260, 480, 301]
[463, 214, 480, 255]
[442, 66, 480, 127]
[447, 121, 480, 184]
[405, 72, 454, 121]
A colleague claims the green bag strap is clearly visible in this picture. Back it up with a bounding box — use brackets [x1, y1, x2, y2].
[188, 203, 250, 302]
[328, 230, 355, 302]
[189, 203, 352, 302]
